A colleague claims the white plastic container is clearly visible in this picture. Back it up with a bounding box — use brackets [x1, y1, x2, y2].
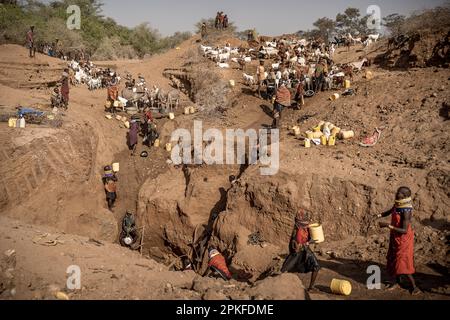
[112, 163, 120, 172]
[18, 117, 26, 128]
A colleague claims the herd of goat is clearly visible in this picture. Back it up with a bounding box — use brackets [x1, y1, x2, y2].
[67, 60, 180, 112]
[199, 34, 375, 94]
[64, 32, 379, 112]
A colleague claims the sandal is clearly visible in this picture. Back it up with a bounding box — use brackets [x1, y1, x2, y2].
[385, 282, 401, 291]
[411, 287, 422, 296]
[360, 127, 384, 147]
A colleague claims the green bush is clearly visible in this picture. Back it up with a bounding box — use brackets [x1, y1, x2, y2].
[0, 1, 192, 59]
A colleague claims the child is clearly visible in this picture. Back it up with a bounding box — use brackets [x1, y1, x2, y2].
[377, 186, 420, 295]
[207, 247, 232, 280]
[281, 210, 320, 292]
[102, 165, 118, 211]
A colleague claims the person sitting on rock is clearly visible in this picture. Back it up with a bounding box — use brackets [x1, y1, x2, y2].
[281, 209, 320, 292]
[207, 247, 232, 280]
[102, 165, 117, 211]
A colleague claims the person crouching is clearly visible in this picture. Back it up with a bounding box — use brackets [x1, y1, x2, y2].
[207, 247, 232, 280]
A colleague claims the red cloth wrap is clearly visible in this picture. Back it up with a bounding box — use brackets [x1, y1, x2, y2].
[208, 254, 232, 279]
[387, 208, 415, 276]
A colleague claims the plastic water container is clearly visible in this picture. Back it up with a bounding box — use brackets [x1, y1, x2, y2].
[292, 126, 301, 136]
[306, 131, 314, 139]
[189, 106, 195, 114]
[165, 143, 172, 152]
[112, 163, 119, 172]
[229, 80, 235, 87]
[153, 139, 160, 147]
[169, 113, 175, 120]
[320, 135, 327, 145]
[308, 223, 325, 243]
[330, 279, 352, 296]
[331, 127, 341, 136]
[344, 80, 351, 89]
[184, 107, 190, 115]
[116, 115, 122, 121]
[328, 135, 336, 146]
[339, 130, 355, 140]
[124, 121, 130, 129]
[105, 114, 112, 120]
[312, 131, 323, 139]
[8, 118, 17, 128]
[304, 139, 311, 148]
[330, 93, 340, 101]
[18, 117, 26, 128]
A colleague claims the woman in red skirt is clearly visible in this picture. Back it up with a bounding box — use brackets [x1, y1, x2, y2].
[377, 186, 420, 295]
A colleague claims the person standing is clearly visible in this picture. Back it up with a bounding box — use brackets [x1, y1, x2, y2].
[102, 166, 118, 211]
[107, 77, 119, 113]
[215, 12, 220, 29]
[127, 121, 139, 156]
[272, 83, 290, 129]
[256, 60, 266, 98]
[201, 22, 207, 40]
[60, 69, 70, 110]
[376, 186, 420, 295]
[281, 210, 321, 292]
[294, 79, 305, 109]
[223, 14, 229, 29]
[27, 26, 35, 58]
[218, 12, 224, 30]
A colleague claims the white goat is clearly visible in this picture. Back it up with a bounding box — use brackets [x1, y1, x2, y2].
[218, 52, 230, 63]
[350, 58, 368, 71]
[243, 73, 255, 85]
[368, 34, 380, 42]
[217, 62, 230, 69]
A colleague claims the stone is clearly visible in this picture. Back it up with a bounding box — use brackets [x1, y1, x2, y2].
[249, 273, 306, 300]
[202, 289, 228, 300]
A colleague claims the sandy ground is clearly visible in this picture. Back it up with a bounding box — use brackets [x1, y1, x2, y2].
[0, 33, 449, 300]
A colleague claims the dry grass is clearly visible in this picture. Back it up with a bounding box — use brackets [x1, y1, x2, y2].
[401, 6, 450, 34]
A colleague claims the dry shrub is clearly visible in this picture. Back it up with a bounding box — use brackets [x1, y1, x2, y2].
[183, 48, 203, 66]
[191, 63, 231, 115]
[401, 6, 450, 34]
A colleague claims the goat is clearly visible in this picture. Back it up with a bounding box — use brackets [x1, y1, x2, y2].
[368, 34, 380, 42]
[243, 73, 255, 86]
[349, 58, 368, 72]
[217, 62, 230, 69]
[218, 52, 230, 63]
[87, 76, 102, 90]
[364, 38, 373, 48]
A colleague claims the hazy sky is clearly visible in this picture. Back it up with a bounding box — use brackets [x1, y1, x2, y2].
[47, 0, 447, 36]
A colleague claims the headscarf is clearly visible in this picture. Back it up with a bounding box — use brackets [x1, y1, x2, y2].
[208, 248, 220, 259]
